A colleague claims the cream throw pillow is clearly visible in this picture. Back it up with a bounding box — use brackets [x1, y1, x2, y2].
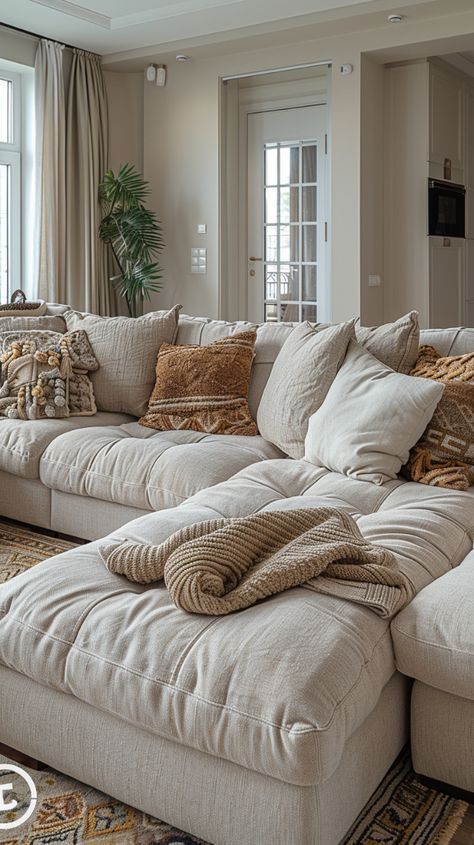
[65, 306, 181, 417]
[257, 320, 355, 458]
[304, 340, 445, 485]
[356, 310, 420, 374]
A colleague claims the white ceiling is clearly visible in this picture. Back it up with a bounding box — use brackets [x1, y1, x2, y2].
[0, 0, 441, 56]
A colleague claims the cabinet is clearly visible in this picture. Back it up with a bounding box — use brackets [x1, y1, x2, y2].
[429, 64, 464, 181]
[429, 238, 465, 327]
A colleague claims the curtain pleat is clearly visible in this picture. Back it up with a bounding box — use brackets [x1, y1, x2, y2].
[34, 42, 112, 315]
[65, 50, 110, 315]
[34, 41, 66, 303]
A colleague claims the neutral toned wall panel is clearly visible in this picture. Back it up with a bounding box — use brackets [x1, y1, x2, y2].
[103, 71, 144, 173]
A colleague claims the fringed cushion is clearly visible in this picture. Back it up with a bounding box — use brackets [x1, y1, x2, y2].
[139, 330, 258, 436]
[0, 329, 99, 420]
[403, 346, 474, 490]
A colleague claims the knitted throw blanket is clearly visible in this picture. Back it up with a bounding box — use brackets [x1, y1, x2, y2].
[100, 508, 412, 618]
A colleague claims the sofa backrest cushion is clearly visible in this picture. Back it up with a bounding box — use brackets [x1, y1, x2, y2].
[0, 315, 67, 333]
[419, 327, 474, 356]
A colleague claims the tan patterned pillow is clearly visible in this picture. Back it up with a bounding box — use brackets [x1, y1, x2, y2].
[403, 346, 474, 490]
[0, 330, 99, 420]
[139, 330, 257, 435]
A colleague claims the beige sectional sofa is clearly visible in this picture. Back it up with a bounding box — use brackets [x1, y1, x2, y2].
[0, 309, 472, 844]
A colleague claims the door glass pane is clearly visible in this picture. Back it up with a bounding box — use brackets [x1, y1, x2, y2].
[302, 145, 317, 183]
[290, 147, 299, 184]
[302, 225, 317, 262]
[302, 265, 317, 301]
[279, 187, 290, 224]
[302, 303, 317, 322]
[0, 164, 9, 303]
[302, 186, 317, 222]
[280, 147, 290, 185]
[263, 140, 319, 323]
[265, 147, 278, 186]
[265, 187, 278, 224]
[0, 79, 11, 144]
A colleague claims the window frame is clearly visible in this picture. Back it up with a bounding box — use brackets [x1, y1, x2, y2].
[0, 69, 22, 301]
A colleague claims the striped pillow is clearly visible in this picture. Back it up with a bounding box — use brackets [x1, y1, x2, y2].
[403, 346, 474, 490]
[139, 330, 257, 436]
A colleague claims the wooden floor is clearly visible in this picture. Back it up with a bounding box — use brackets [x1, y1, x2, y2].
[452, 804, 474, 844]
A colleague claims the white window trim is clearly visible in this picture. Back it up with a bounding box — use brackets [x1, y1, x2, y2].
[0, 69, 22, 298]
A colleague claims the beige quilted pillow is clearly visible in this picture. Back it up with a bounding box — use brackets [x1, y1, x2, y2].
[257, 320, 355, 458]
[65, 305, 181, 417]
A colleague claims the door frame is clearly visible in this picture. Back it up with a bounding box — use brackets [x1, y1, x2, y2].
[219, 72, 330, 321]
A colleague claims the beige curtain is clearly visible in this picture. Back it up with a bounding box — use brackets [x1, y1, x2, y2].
[34, 40, 66, 302]
[65, 50, 110, 314]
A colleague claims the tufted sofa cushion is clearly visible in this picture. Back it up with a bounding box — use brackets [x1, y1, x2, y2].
[39, 422, 283, 510]
[392, 548, 474, 702]
[0, 412, 134, 478]
[0, 460, 471, 787]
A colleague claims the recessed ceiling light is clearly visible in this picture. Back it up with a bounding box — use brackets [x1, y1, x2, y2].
[176, 54, 191, 62]
[388, 14, 404, 23]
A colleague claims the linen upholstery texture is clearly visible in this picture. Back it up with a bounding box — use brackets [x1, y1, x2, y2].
[0, 664, 408, 845]
[40, 424, 282, 510]
[140, 330, 257, 435]
[403, 345, 474, 490]
[304, 340, 445, 484]
[0, 330, 99, 419]
[392, 548, 474, 701]
[65, 306, 181, 416]
[0, 412, 134, 478]
[356, 310, 420, 374]
[0, 458, 471, 787]
[410, 682, 474, 793]
[0, 315, 66, 334]
[257, 320, 355, 458]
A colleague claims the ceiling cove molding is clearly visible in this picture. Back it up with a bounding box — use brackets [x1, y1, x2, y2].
[111, 0, 246, 30]
[32, 0, 111, 28]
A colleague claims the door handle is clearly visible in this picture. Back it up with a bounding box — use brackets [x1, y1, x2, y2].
[249, 256, 263, 261]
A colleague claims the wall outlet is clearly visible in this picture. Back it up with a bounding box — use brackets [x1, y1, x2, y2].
[368, 275, 382, 287]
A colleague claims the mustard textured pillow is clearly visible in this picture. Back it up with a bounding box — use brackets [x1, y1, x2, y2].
[403, 345, 474, 490]
[140, 330, 258, 436]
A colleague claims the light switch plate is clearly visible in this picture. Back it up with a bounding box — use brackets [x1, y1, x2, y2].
[368, 275, 382, 287]
[197, 223, 207, 234]
[191, 247, 207, 274]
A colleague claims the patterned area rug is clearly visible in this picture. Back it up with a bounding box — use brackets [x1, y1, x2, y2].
[0, 520, 469, 845]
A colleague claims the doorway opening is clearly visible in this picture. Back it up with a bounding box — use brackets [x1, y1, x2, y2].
[220, 63, 330, 323]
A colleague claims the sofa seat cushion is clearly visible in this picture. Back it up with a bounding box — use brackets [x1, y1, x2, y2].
[392, 549, 474, 701]
[0, 462, 472, 787]
[0, 412, 134, 479]
[39, 423, 282, 510]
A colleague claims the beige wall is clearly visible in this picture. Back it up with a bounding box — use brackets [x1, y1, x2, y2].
[138, 4, 474, 322]
[103, 71, 144, 173]
[360, 55, 385, 326]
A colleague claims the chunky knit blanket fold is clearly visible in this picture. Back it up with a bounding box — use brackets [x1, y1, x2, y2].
[100, 507, 412, 618]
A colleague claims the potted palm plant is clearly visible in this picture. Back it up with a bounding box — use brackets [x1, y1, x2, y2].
[98, 164, 164, 317]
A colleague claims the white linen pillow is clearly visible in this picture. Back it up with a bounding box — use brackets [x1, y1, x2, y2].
[304, 339, 445, 485]
[256, 319, 355, 458]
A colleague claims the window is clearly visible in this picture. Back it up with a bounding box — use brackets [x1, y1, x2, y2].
[0, 71, 21, 303]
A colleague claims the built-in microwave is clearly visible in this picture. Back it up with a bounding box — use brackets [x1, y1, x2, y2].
[428, 179, 465, 238]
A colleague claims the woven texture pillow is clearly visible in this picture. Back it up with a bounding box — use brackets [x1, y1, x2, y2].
[356, 311, 420, 374]
[0, 330, 99, 420]
[65, 305, 181, 417]
[256, 320, 355, 458]
[304, 340, 445, 485]
[403, 345, 474, 490]
[140, 330, 257, 435]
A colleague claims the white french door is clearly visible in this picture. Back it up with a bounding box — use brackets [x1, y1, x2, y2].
[247, 105, 328, 323]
